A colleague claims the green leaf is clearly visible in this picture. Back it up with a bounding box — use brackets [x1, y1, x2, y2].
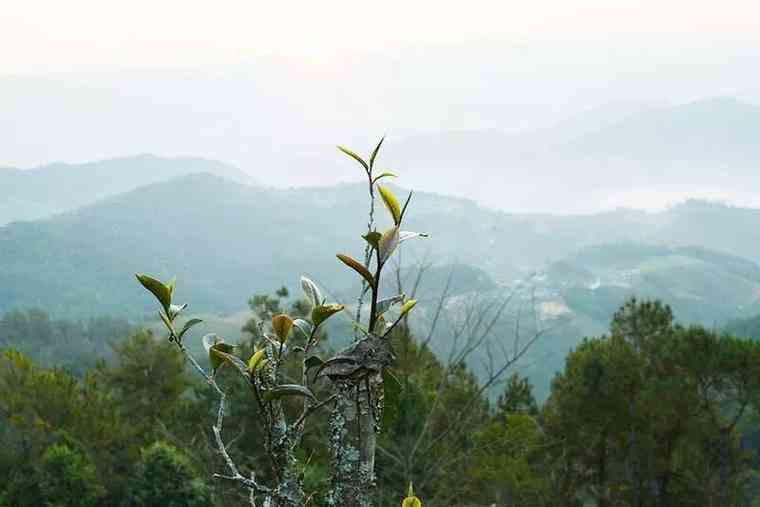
[372, 171, 397, 184]
[336, 254, 375, 288]
[378, 226, 400, 266]
[300, 276, 323, 307]
[362, 231, 382, 250]
[399, 299, 417, 318]
[135, 273, 172, 312]
[377, 186, 402, 225]
[213, 349, 250, 380]
[271, 314, 294, 342]
[337, 146, 369, 173]
[264, 384, 317, 402]
[376, 294, 405, 316]
[202, 334, 235, 373]
[312, 303, 345, 327]
[399, 190, 414, 223]
[177, 318, 203, 342]
[369, 136, 384, 169]
[304, 355, 324, 370]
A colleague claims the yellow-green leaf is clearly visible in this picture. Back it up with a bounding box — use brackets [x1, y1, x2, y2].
[312, 304, 345, 327]
[399, 299, 417, 318]
[248, 349, 266, 372]
[272, 314, 294, 342]
[336, 254, 375, 288]
[378, 185, 402, 225]
[402, 496, 422, 507]
[402, 482, 422, 507]
[337, 145, 369, 173]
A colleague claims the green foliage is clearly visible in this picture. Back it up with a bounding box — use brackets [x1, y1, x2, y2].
[0, 309, 133, 375]
[543, 297, 760, 506]
[38, 443, 104, 507]
[94, 330, 188, 440]
[125, 442, 213, 507]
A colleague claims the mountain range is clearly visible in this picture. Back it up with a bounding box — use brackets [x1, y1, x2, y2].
[386, 97, 760, 212]
[3, 161, 760, 399]
[3, 168, 760, 321]
[0, 155, 255, 225]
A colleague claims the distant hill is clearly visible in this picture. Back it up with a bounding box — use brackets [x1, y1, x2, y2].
[0, 174, 522, 317]
[543, 242, 760, 327]
[4, 172, 760, 319]
[0, 154, 256, 225]
[387, 97, 760, 212]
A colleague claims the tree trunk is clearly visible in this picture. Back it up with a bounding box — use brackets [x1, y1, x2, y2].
[326, 379, 378, 507]
[268, 400, 305, 507]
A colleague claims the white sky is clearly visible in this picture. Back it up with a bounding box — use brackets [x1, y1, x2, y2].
[3, 0, 760, 73]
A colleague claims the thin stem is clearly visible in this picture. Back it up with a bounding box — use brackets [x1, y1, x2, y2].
[355, 171, 376, 337]
[368, 248, 382, 332]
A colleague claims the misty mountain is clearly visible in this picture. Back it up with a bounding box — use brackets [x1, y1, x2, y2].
[5, 170, 760, 401]
[0, 154, 256, 225]
[543, 242, 760, 326]
[0, 173, 529, 317]
[4, 170, 760, 319]
[388, 97, 760, 212]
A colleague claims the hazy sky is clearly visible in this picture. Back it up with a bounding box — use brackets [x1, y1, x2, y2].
[3, 0, 760, 73]
[3, 1, 760, 214]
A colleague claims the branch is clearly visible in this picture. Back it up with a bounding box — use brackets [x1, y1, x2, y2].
[173, 339, 272, 496]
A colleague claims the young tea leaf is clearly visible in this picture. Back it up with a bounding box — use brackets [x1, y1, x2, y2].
[312, 303, 345, 328]
[248, 349, 266, 372]
[271, 314, 294, 342]
[336, 254, 375, 287]
[362, 231, 382, 250]
[377, 186, 402, 225]
[135, 273, 172, 312]
[202, 334, 235, 373]
[337, 146, 369, 173]
[399, 299, 417, 318]
[300, 276, 323, 308]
